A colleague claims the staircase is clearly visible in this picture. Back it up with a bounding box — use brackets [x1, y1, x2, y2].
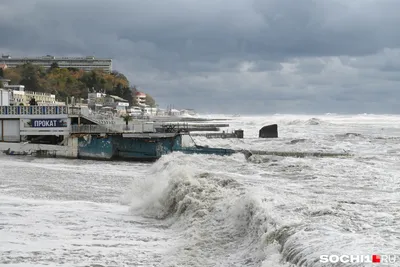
[74, 106, 126, 132]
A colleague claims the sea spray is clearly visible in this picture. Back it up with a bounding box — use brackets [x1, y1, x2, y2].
[121, 116, 400, 266]
[124, 153, 292, 266]
[2, 114, 400, 267]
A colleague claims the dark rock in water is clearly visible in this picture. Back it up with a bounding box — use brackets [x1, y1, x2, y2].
[259, 124, 278, 138]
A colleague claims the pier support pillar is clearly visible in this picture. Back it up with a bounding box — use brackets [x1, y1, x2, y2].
[234, 129, 244, 138]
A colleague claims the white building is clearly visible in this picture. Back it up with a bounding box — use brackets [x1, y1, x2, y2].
[143, 106, 157, 115]
[135, 92, 146, 106]
[88, 92, 107, 107]
[11, 90, 57, 106]
[0, 89, 10, 106]
[88, 93, 129, 114]
[128, 106, 143, 116]
[0, 77, 10, 87]
[4, 85, 24, 91]
[1, 54, 112, 73]
[104, 95, 129, 114]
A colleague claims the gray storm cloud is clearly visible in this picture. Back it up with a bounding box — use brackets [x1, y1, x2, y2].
[1, 0, 400, 113]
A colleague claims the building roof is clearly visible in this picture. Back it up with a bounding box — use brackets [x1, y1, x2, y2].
[136, 92, 146, 97]
[108, 95, 128, 102]
[0, 64, 7, 69]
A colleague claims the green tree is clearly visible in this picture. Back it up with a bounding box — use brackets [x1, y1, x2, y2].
[0, 81, 3, 88]
[1, 64, 154, 107]
[20, 63, 41, 91]
[111, 70, 128, 81]
[113, 83, 123, 97]
[145, 94, 156, 107]
[120, 114, 132, 130]
[0, 68, 3, 77]
[48, 62, 59, 73]
[67, 67, 79, 72]
[3, 68, 21, 84]
[121, 86, 133, 106]
[79, 70, 111, 92]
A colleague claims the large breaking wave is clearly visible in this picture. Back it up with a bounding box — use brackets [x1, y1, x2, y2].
[122, 152, 389, 266]
[121, 115, 400, 267]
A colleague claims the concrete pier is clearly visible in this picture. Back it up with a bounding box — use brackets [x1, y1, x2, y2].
[191, 129, 244, 139]
[0, 137, 78, 158]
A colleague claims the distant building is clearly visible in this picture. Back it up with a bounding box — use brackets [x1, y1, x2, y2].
[0, 77, 10, 87]
[4, 85, 25, 91]
[135, 92, 146, 106]
[0, 79, 62, 106]
[88, 92, 129, 113]
[104, 95, 129, 113]
[1, 54, 112, 73]
[11, 90, 57, 106]
[0, 89, 10, 105]
[88, 92, 107, 106]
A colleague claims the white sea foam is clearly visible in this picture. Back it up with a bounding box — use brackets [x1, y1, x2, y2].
[1, 114, 399, 266]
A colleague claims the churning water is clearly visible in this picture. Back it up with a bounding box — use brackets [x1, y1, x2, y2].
[1, 114, 399, 267]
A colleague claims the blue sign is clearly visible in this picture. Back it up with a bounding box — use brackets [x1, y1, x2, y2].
[30, 119, 67, 128]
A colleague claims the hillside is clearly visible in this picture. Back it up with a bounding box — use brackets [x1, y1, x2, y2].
[1, 63, 155, 106]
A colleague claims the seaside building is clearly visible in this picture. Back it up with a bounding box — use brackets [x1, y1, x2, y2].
[1, 54, 112, 73]
[88, 92, 107, 108]
[104, 95, 129, 114]
[88, 92, 129, 114]
[135, 92, 146, 106]
[0, 77, 10, 87]
[4, 85, 25, 91]
[0, 81, 60, 106]
[0, 89, 10, 105]
[11, 90, 58, 106]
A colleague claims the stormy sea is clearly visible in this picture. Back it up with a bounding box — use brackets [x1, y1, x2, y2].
[0, 114, 399, 267]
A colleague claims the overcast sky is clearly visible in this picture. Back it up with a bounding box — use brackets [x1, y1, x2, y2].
[1, 0, 400, 114]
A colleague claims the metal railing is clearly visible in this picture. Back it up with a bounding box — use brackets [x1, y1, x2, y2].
[70, 124, 137, 134]
[0, 105, 67, 115]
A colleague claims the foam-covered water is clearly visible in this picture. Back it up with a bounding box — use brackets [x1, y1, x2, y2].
[1, 114, 399, 267]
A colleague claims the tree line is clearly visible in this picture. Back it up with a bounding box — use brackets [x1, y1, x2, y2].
[1, 63, 155, 106]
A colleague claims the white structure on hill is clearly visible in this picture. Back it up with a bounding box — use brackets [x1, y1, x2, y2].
[135, 92, 146, 106]
[0, 89, 10, 105]
[88, 92, 129, 114]
[0, 77, 10, 87]
[1, 54, 112, 73]
[0, 78, 60, 106]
